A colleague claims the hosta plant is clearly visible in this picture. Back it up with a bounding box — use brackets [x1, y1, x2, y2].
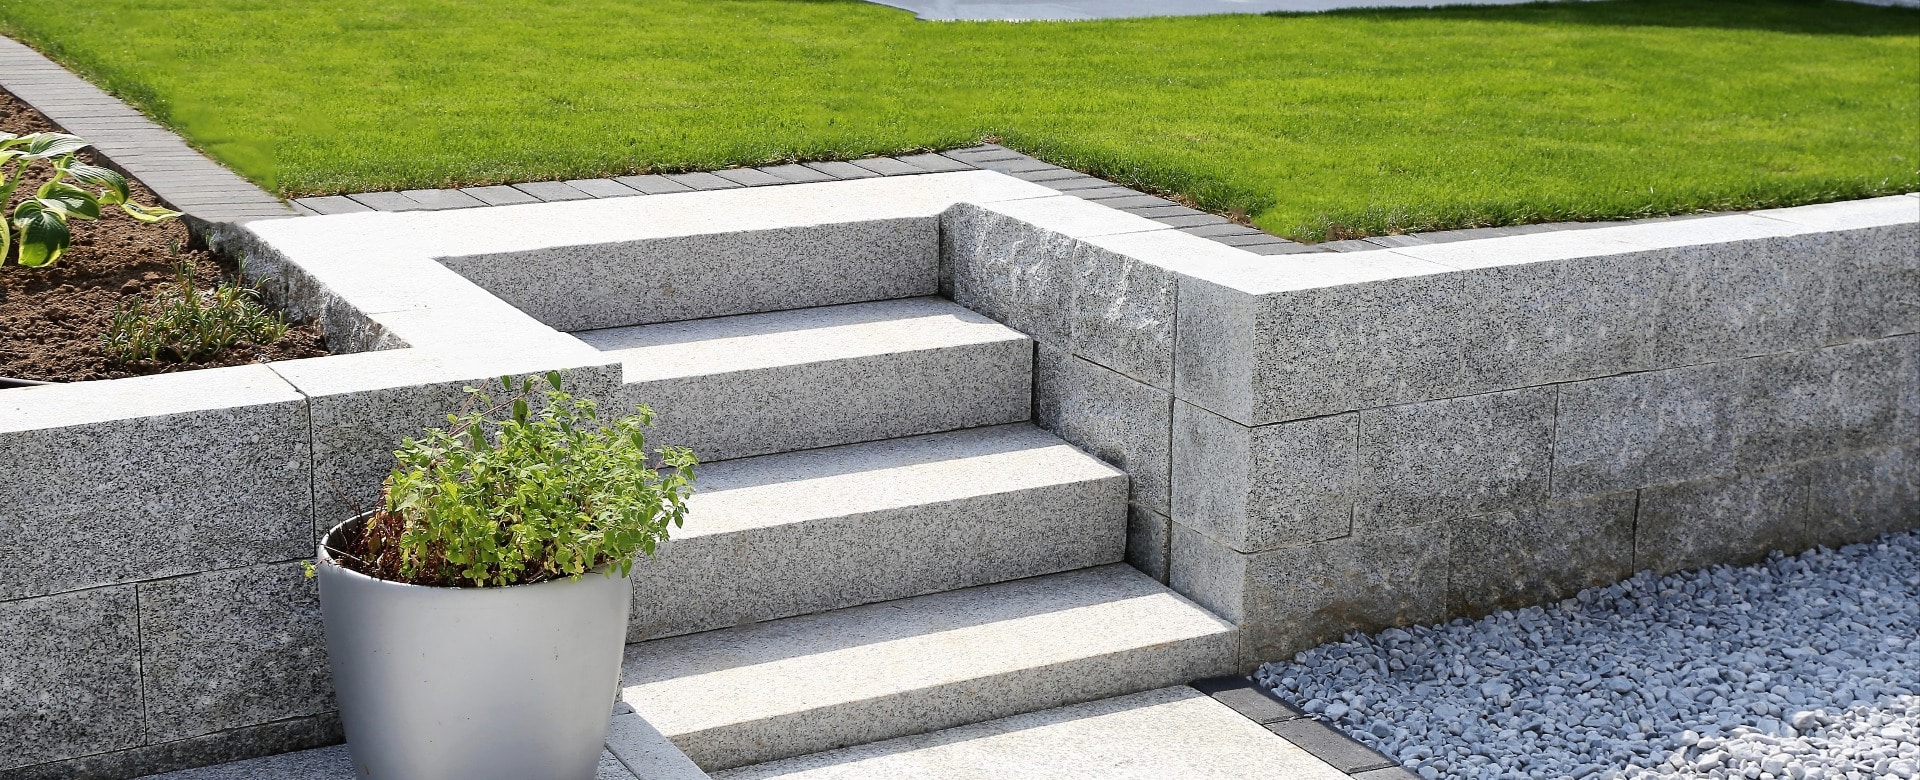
[0, 131, 181, 267]
[340, 373, 697, 588]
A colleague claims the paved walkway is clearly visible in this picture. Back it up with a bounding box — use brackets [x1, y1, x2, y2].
[864, 0, 1572, 22]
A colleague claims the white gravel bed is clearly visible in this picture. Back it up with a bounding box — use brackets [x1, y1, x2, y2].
[1255, 531, 1920, 780]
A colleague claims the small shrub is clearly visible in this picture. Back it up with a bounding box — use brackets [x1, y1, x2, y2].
[101, 263, 290, 364]
[344, 373, 697, 588]
[1, 132, 180, 267]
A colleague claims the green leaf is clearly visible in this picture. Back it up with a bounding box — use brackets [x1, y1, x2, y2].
[63, 162, 130, 206]
[13, 201, 71, 267]
[22, 133, 90, 160]
[121, 201, 183, 223]
[546, 371, 563, 390]
[37, 183, 101, 220]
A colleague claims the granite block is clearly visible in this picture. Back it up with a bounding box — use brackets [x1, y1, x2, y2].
[612, 174, 696, 194]
[1455, 251, 1665, 393]
[1128, 505, 1173, 583]
[293, 195, 370, 215]
[0, 587, 143, 769]
[398, 188, 485, 210]
[0, 367, 311, 600]
[1181, 222, 1263, 238]
[757, 163, 835, 183]
[1447, 492, 1636, 616]
[514, 180, 594, 201]
[344, 191, 419, 211]
[565, 178, 643, 198]
[138, 562, 333, 741]
[941, 202, 1079, 346]
[1801, 444, 1920, 549]
[1823, 223, 1920, 342]
[460, 184, 539, 205]
[850, 156, 924, 176]
[1645, 234, 1834, 366]
[441, 217, 938, 331]
[1354, 387, 1554, 532]
[1172, 402, 1355, 553]
[1044, 176, 1118, 191]
[665, 171, 741, 190]
[5, 713, 343, 780]
[1011, 167, 1088, 183]
[1739, 338, 1913, 470]
[1552, 361, 1745, 498]
[802, 161, 879, 180]
[712, 168, 786, 187]
[626, 424, 1125, 641]
[1239, 523, 1451, 665]
[1173, 277, 1259, 424]
[1036, 346, 1173, 514]
[1636, 470, 1809, 575]
[605, 713, 708, 780]
[894, 152, 975, 173]
[1169, 521, 1251, 626]
[1248, 270, 1467, 422]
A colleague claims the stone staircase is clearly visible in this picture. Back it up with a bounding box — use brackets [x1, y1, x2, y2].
[543, 229, 1238, 774]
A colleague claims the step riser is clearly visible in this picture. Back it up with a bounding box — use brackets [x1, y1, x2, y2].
[628, 480, 1128, 642]
[679, 637, 1237, 771]
[614, 343, 1032, 462]
[439, 218, 937, 331]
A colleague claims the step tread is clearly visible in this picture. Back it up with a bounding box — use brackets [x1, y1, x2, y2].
[681, 423, 1122, 537]
[622, 565, 1236, 770]
[714, 687, 1351, 780]
[576, 297, 1023, 381]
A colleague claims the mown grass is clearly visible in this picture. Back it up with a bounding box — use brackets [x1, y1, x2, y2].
[1, 0, 1913, 240]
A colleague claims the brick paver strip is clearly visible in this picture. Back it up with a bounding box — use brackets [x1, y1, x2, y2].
[1100, 194, 1183, 210]
[850, 156, 926, 176]
[1216, 233, 1302, 248]
[895, 152, 976, 173]
[1189, 676, 1307, 725]
[666, 171, 742, 190]
[294, 196, 374, 215]
[1267, 720, 1399, 774]
[1245, 242, 1328, 256]
[347, 192, 423, 211]
[1190, 676, 1405, 776]
[759, 163, 837, 183]
[401, 188, 488, 210]
[1154, 214, 1231, 228]
[615, 174, 697, 194]
[461, 185, 541, 206]
[1010, 168, 1088, 183]
[0, 34, 294, 222]
[713, 167, 787, 187]
[1132, 204, 1211, 218]
[974, 157, 1061, 174]
[1181, 222, 1265, 238]
[1071, 186, 1146, 201]
[1042, 176, 1118, 191]
[513, 180, 593, 201]
[566, 178, 643, 198]
[804, 161, 881, 180]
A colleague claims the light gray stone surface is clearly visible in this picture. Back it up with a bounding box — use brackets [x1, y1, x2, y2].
[626, 424, 1126, 641]
[622, 565, 1236, 771]
[606, 713, 710, 780]
[1353, 387, 1554, 533]
[438, 218, 938, 331]
[1446, 492, 1636, 616]
[1244, 270, 1466, 423]
[1235, 524, 1450, 666]
[1551, 361, 1745, 499]
[1738, 336, 1917, 470]
[1169, 521, 1251, 625]
[132, 744, 650, 780]
[0, 586, 143, 769]
[1636, 469, 1809, 575]
[1128, 505, 1173, 583]
[137, 563, 333, 741]
[1820, 222, 1920, 342]
[1453, 250, 1665, 393]
[581, 297, 1031, 463]
[12, 714, 342, 780]
[1172, 403, 1355, 553]
[1644, 234, 1835, 367]
[0, 367, 311, 600]
[1036, 346, 1173, 514]
[715, 687, 1348, 780]
[1801, 443, 1920, 550]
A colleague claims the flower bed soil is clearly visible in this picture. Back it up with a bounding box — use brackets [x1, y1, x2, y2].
[0, 90, 326, 383]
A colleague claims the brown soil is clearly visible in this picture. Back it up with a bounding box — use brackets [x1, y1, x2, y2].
[0, 90, 326, 383]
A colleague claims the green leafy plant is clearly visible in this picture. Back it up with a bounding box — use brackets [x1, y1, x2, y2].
[0, 131, 181, 267]
[102, 261, 290, 364]
[347, 373, 697, 588]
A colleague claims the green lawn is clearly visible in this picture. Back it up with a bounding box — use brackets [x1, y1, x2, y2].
[1, 0, 1914, 241]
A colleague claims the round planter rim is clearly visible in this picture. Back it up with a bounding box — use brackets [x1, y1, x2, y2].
[319, 512, 624, 593]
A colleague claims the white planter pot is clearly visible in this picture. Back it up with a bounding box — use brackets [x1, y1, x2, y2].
[317, 514, 632, 780]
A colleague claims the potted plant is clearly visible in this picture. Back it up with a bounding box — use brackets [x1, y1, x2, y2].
[314, 372, 696, 780]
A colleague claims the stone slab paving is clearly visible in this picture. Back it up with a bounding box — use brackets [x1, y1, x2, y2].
[0, 35, 295, 224]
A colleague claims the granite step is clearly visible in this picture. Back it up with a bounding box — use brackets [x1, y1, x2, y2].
[618, 565, 1238, 771]
[574, 296, 1031, 462]
[626, 423, 1128, 642]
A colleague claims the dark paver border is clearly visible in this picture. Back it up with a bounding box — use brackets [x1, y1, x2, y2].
[1189, 676, 1417, 779]
[0, 35, 295, 226]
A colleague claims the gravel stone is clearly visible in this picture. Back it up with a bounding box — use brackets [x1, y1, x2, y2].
[1256, 531, 1920, 779]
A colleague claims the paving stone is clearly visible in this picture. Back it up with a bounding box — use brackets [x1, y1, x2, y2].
[1315, 238, 1381, 252]
[460, 184, 540, 205]
[606, 714, 707, 780]
[138, 562, 333, 741]
[715, 687, 1347, 780]
[1189, 677, 1307, 724]
[1353, 387, 1555, 532]
[1212, 233, 1297, 248]
[514, 180, 594, 201]
[1362, 234, 1433, 248]
[1551, 360, 1745, 498]
[1010, 167, 1089, 183]
[801, 161, 880, 179]
[665, 171, 742, 190]
[1242, 242, 1327, 255]
[1155, 214, 1232, 229]
[0, 587, 142, 769]
[613, 174, 697, 194]
[712, 167, 787, 187]
[293, 195, 373, 215]
[344, 191, 419, 211]
[1135, 204, 1209, 218]
[1353, 768, 1423, 780]
[1636, 469, 1809, 575]
[289, 201, 320, 216]
[1129, 505, 1173, 582]
[942, 145, 1021, 162]
[1265, 719, 1398, 773]
[1181, 222, 1264, 237]
[1074, 186, 1148, 201]
[398, 188, 486, 210]
[1097, 194, 1180, 210]
[1447, 492, 1637, 617]
[974, 157, 1061, 174]
[756, 163, 836, 183]
[0, 368, 312, 601]
[565, 178, 643, 198]
[1173, 402, 1356, 554]
[850, 156, 925, 176]
[1037, 346, 1174, 514]
[1043, 176, 1119, 191]
[895, 152, 976, 172]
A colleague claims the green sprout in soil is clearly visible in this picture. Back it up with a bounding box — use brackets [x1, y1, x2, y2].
[101, 261, 288, 364]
